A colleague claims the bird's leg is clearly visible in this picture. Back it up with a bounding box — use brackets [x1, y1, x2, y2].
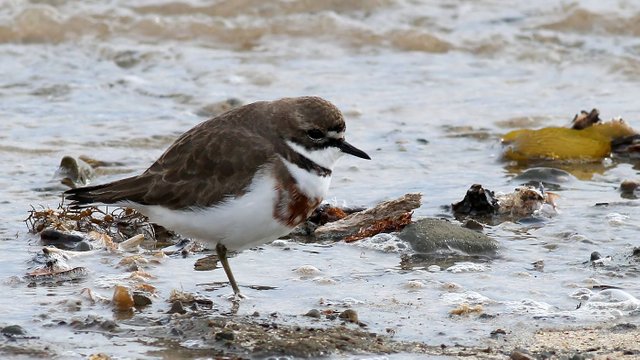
[216, 243, 242, 297]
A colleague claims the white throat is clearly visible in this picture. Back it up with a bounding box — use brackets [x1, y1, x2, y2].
[285, 140, 343, 170]
[281, 140, 343, 199]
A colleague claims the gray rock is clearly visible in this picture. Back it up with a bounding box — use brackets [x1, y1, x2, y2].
[304, 309, 321, 318]
[513, 167, 576, 186]
[133, 293, 152, 307]
[398, 218, 498, 254]
[167, 301, 187, 315]
[215, 330, 235, 341]
[2, 325, 26, 336]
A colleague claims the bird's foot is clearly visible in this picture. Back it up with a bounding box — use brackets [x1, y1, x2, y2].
[223, 292, 248, 301]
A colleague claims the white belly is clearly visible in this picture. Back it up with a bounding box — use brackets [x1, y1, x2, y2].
[131, 172, 293, 251]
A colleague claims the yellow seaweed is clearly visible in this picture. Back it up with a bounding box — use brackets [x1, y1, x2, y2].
[502, 120, 636, 161]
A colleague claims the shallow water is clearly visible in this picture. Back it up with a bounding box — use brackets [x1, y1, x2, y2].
[1, 0, 640, 358]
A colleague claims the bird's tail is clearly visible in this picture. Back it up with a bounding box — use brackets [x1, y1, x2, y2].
[63, 176, 144, 208]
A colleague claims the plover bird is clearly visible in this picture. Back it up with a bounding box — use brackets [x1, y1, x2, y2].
[64, 96, 370, 296]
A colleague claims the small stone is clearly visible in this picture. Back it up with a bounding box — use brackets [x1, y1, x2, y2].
[167, 300, 187, 315]
[76, 241, 93, 251]
[294, 265, 321, 276]
[338, 309, 358, 323]
[112, 285, 134, 311]
[620, 179, 639, 194]
[113, 50, 141, 69]
[99, 320, 117, 331]
[2, 325, 26, 336]
[462, 219, 484, 230]
[215, 330, 235, 341]
[590, 251, 602, 262]
[304, 309, 321, 318]
[611, 323, 637, 332]
[133, 293, 152, 307]
[510, 350, 534, 360]
[88, 353, 112, 360]
[404, 280, 425, 289]
[531, 260, 544, 272]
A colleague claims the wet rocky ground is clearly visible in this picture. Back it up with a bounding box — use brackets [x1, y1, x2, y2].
[3, 308, 639, 359]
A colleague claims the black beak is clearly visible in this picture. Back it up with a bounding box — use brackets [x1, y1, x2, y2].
[338, 140, 371, 160]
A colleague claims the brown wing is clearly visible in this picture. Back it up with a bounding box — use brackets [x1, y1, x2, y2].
[65, 119, 275, 210]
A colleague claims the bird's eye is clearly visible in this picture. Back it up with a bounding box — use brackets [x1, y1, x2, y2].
[307, 129, 324, 140]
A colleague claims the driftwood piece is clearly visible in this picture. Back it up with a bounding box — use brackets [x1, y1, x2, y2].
[313, 193, 422, 241]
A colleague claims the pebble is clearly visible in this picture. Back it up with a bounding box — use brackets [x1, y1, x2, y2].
[427, 265, 441, 272]
[510, 349, 534, 360]
[590, 251, 602, 261]
[446, 262, 489, 273]
[112, 285, 134, 311]
[312, 277, 337, 285]
[88, 353, 112, 360]
[133, 293, 152, 307]
[294, 265, 322, 276]
[404, 280, 425, 289]
[462, 219, 484, 230]
[270, 239, 289, 247]
[167, 300, 187, 315]
[1, 325, 26, 336]
[214, 330, 235, 341]
[304, 309, 321, 318]
[338, 309, 359, 323]
[620, 179, 639, 194]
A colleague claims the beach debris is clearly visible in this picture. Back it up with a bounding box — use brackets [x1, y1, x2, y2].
[571, 108, 601, 130]
[308, 204, 351, 225]
[313, 193, 421, 241]
[118, 234, 145, 252]
[168, 289, 213, 307]
[452, 184, 558, 220]
[451, 184, 499, 216]
[25, 247, 89, 284]
[611, 134, 640, 157]
[88, 353, 112, 360]
[502, 109, 637, 162]
[449, 303, 483, 316]
[497, 185, 558, 218]
[26, 205, 158, 244]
